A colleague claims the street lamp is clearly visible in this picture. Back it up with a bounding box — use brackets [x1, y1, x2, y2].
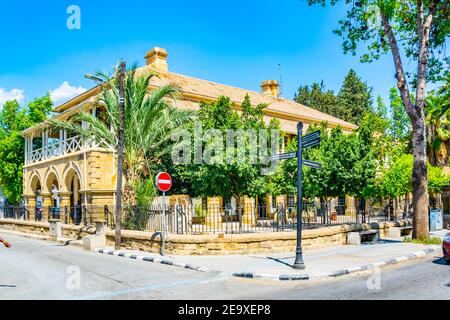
[84, 61, 126, 250]
[293, 122, 305, 270]
[84, 74, 104, 83]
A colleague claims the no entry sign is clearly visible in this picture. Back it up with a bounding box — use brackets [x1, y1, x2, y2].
[156, 172, 172, 192]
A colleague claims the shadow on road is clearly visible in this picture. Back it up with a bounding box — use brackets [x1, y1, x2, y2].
[431, 257, 449, 266]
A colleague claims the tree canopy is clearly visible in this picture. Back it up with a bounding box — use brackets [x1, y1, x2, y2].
[294, 69, 374, 126]
[0, 95, 53, 203]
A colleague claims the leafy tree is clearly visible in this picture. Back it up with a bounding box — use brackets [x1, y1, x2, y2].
[294, 70, 373, 125]
[0, 95, 53, 203]
[49, 64, 196, 206]
[337, 69, 374, 125]
[425, 92, 450, 166]
[185, 95, 278, 205]
[307, 0, 450, 238]
[388, 87, 411, 141]
[379, 154, 449, 199]
[294, 81, 338, 117]
[282, 123, 376, 204]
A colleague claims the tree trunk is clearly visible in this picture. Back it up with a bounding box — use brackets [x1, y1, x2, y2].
[381, 11, 431, 239]
[411, 120, 429, 238]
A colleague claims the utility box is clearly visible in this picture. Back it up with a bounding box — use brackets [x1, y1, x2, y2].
[429, 209, 444, 231]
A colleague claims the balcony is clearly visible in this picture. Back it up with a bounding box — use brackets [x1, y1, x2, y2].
[25, 135, 109, 165]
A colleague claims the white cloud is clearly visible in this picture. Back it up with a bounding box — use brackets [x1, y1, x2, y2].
[50, 81, 86, 104]
[0, 88, 25, 107]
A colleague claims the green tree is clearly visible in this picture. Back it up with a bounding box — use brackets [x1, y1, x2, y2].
[307, 0, 450, 238]
[337, 69, 374, 125]
[0, 95, 53, 203]
[425, 92, 450, 167]
[186, 95, 277, 205]
[388, 87, 411, 141]
[294, 81, 338, 117]
[379, 153, 449, 199]
[49, 64, 196, 206]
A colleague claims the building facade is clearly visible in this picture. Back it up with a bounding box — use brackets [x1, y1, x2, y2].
[22, 47, 358, 221]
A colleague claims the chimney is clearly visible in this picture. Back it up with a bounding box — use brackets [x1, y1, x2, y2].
[261, 80, 279, 98]
[145, 47, 168, 72]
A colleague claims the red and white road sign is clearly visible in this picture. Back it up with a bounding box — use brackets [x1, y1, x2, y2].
[156, 172, 172, 192]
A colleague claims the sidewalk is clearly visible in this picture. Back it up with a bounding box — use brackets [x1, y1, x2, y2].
[95, 235, 444, 281]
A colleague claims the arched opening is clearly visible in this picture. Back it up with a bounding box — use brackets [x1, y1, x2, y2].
[30, 174, 43, 221]
[46, 172, 61, 219]
[64, 168, 82, 225]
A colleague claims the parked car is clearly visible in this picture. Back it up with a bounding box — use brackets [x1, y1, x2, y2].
[443, 232, 450, 263]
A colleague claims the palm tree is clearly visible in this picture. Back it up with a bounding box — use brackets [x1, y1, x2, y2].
[425, 93, 450, 167]
[50, 63, 196, 206]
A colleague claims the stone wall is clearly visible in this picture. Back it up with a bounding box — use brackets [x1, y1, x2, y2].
[105, 220, 412, 256]
[1, 218, 412, 255]
[0, 219, 95, 240]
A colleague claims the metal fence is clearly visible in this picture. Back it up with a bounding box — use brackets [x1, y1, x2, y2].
[0, 200, 413, 234]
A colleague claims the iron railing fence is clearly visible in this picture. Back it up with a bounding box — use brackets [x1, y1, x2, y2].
[109, 202, 367, 234]
[0, 200, 415, 234]
[0, 204, 97, 226]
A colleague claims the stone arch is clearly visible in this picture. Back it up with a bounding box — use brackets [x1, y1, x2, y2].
[44, 166, 61, 193]
[29, 170, 43, 195]
[62, 162, 84, 192]
[62, 161, 83, 208]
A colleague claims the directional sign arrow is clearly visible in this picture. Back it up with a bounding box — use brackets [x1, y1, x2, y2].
[303, 160, 321, 169]
[303, 130, 320, 143]
[270, 152, 298, 161]
[302, 130, 321, 150]
[302, 137, 321, 150]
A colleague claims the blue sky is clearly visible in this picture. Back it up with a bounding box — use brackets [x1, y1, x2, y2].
[0, 0, 433, 109]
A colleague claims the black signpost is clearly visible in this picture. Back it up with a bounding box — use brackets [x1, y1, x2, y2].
[271, 123, 321, 269]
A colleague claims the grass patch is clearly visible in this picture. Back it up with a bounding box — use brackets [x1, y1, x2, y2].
[403, 236, 442, 245]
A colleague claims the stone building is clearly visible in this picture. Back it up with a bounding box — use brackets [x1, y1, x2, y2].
[21, 47, 357, 221]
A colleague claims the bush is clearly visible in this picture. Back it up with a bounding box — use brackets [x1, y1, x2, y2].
[403, 236, 442, 245]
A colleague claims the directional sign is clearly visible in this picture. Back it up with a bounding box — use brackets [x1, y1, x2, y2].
[303, 130, 320, 143]
[303, 160, 321, 169]
[156, 172, 172, 192]
[302, 130, 321, 150]
[270, 152, 297, 161]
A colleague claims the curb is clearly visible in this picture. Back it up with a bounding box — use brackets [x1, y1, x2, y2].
[95, 248, 221, 274]
[0, 228, 84, 248]
[232, 247, 441, 281]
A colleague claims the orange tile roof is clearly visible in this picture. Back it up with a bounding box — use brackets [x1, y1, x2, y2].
[142, 67, 358, 131]
[32, 63, 357, 137]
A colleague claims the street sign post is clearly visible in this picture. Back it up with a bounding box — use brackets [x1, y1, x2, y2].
[270, 123, 322, 270]
[156, 172, 172, 256]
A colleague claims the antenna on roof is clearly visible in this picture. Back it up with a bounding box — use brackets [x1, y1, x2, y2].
[278, 64, 283, 98]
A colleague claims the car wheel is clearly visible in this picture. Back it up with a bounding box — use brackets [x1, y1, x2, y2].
[445, 256, 450, 264]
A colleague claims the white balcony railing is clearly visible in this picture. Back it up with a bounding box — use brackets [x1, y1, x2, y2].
[25, 135, 110, 165]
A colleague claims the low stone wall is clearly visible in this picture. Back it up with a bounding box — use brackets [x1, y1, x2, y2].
[0, 218, 412, 255]
[0, 219, 96, 240]
[106, 220, 412, 255]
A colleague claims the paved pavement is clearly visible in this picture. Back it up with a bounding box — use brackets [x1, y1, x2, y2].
[95, 240, 441, 280]
[0, 233, 448, 300]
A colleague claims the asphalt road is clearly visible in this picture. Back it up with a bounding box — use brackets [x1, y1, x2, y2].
[0, 234, 448, 300]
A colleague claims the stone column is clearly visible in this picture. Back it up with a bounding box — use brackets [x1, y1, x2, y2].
[49, 219, 62, 241]
[205, 197, 223, 228]
[41, 193, 52, 221]
[88, 191, 115, 222]
[59, 192, 71, 224]
[26, 195, 36, 221]
[241, 196, 257, 226]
